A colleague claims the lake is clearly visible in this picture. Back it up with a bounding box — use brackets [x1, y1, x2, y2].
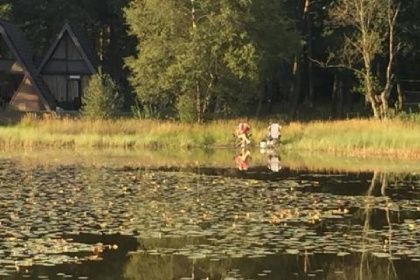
[0, 148, 419, 280]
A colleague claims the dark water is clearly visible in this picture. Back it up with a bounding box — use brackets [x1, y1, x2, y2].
[0, 150, 419, 280]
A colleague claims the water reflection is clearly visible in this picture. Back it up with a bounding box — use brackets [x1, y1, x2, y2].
[234, 148, 251, 170]
[0, 154, 419, 280]
[260, 148, 281, 172]
[124, 248, 417, 280]
[233, 148, 282, 172]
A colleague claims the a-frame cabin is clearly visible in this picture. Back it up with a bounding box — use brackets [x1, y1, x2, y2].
[0, 19, 56, 111]
[38, 21, 99, 110]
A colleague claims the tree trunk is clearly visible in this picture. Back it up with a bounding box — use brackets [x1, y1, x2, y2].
[380, 76, 395, 118]
[380, 3, 399, 118]
[196, 81, 202, 123]
[331, 73, 338, 117]
[290, 55, 302, 119]
[396, 81, 403, 111]
[365, 71, 381, 118]
[255, 84, 266, 117]
[306, 9, 314, 108]
[337, 78, 344, 118]
[368, 96, 381, 118]
[331, 73, 344, 118]
[107, 18, 121, 84]
[380, 91, 389, 118]
[290, 0, 310, 119]
[380, 173, 388, 197]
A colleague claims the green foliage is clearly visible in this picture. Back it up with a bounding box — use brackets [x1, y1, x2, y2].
[326, 0, 399, 118]
[82, 72, 122, 119]
[352, 71, 383, 96]
[397, 107, 420, 122]
[123, 0, 297, 122]
[0, 3, 12, 20]
[248, 0, 299, 73]
[398, 0, 420, 56]
[200, 134, 216, 148]
[176, 94, 197, 123]
[131, 99, 162, 119]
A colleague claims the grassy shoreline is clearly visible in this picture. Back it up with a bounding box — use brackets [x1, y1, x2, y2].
[284, 119, 420, 158]
[0, 114, 419, 159]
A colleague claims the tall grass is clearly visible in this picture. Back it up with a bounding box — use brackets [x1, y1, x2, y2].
[0, 114, 248, 149]
[284, 119, 420, 158]
[1, 113, 420, 158]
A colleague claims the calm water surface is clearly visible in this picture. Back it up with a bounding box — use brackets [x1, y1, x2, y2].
[0, 149, 419, 280]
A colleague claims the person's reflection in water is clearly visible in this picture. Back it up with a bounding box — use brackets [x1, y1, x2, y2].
[260, 148, 281, 172]
[267, 154, 281, 172]
[235, 148, 251, 170]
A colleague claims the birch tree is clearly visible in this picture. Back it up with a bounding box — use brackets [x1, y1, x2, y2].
[327, 0, 400, 119]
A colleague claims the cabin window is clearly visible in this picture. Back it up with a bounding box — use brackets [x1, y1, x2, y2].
[67, 75, 81, 110]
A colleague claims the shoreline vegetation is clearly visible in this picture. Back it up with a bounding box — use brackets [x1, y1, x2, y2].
[0, 113, 419, 160]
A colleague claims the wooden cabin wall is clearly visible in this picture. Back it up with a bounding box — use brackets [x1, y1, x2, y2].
[53, 34, 83, 60]
[42, 74, 91, 109]
[10, 76, 45, 111]
[42, 75, 66, 102]
[43, 32, 89, 76]
[41, 31, 94, 110]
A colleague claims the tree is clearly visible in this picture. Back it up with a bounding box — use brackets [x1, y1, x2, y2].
[248, 0, 299, 117]
[394, 0, 420, 111]
[5, 0, 91, 56]
[82, 71, 122, 119]
[326, 0, 400, 119]
[0, 2, 12, 20]
[124, 0, 269, 122]
[77, 0, 133, 96]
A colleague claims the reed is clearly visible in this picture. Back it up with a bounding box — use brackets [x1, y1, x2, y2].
[283, 119, 420, 158]
[0, 114, 248, 149]
[0, 113, 420, 158]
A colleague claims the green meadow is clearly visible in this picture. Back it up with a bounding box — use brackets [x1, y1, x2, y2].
[0, 113, 419, 159]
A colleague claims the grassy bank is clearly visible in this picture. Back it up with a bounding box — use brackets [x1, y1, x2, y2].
[285, 119, 420, 158]
[0, 114, 258, 149]
[0, 113, 419, 158]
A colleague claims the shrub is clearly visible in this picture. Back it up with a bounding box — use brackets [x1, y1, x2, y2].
[176, 94, 197, 123]
[82, 72, 122, 119]
[131, 99, 163, 119]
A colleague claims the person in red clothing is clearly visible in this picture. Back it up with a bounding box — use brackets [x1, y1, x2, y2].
[234, 122, 251, 147]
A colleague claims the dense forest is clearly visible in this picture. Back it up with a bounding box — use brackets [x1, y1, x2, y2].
[1, 0, 420, 121]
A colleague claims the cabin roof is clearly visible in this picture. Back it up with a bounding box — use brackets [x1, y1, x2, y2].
[38, 20, 100, 74]
[0, 19, 56, 110]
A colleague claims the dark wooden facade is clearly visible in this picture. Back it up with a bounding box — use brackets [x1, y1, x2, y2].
[38, 21, 99, 110]
[1, 19, 99, 112]
[0, 19, 56, 111]
[10, 76, 48, 111]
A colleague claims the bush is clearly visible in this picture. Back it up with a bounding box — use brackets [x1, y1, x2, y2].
[131, 99, 163, 119]
[397, 111, 420, 122]
[176, 94, 197, 123]
[82, 72, 122, 119]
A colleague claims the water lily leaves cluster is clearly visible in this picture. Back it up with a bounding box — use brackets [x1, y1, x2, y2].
[0, 158, 419, 278]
